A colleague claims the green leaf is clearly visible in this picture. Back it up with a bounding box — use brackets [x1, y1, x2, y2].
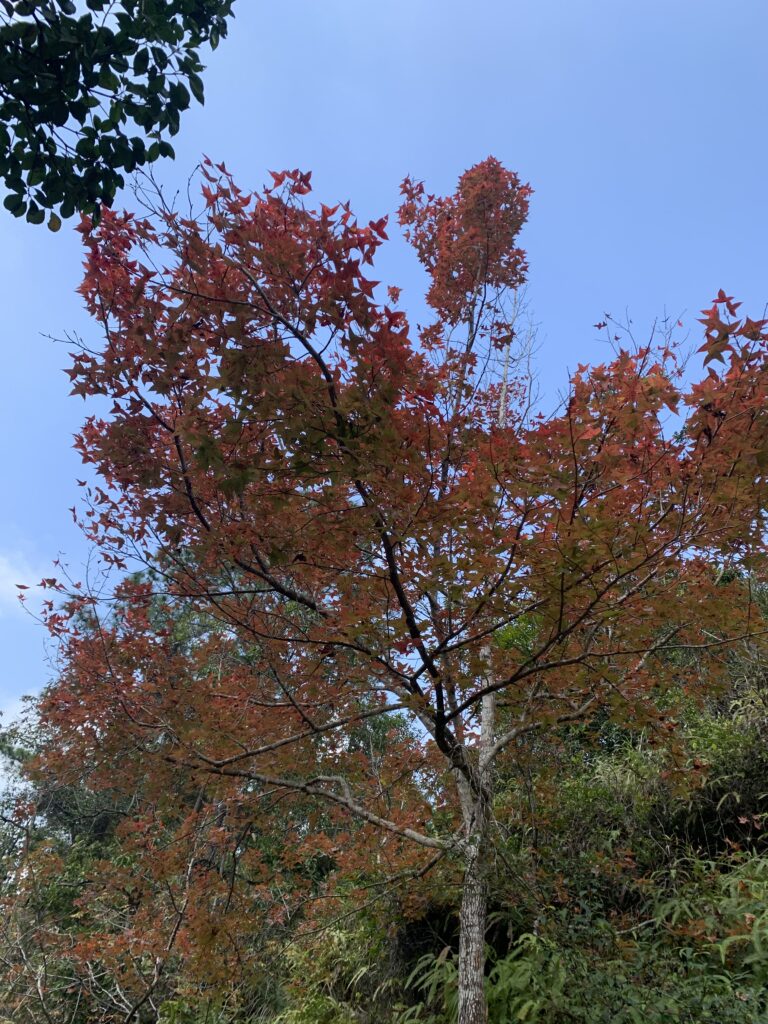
[3, 192, 23, 213]
[188, 72, 204, 104]
[168, 81, 190, 111]
[133, 47, 150, 76]
[27, 166, 45, 187]
[26, 201, 44, 224]
[98, 68, 121, 92]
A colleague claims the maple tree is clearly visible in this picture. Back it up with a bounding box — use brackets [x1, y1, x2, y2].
[26, 157, 768, 1023]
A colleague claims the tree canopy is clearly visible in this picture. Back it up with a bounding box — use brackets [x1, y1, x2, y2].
[0, 0, 235, 226]
[11, 157, 768, 1023]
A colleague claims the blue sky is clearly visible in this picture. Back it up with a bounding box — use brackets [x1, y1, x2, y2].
[1, 0, 767, 728]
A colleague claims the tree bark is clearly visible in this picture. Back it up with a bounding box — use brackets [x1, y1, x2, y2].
[458, 832, 489, 1024]
[456, 664, 496, 1024]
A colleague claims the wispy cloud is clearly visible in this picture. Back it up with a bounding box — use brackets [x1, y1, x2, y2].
[0, 551, 44, 618]
[0, 693, 28, 730]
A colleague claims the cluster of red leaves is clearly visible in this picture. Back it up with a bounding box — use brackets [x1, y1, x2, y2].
[399, 157, 530, 327]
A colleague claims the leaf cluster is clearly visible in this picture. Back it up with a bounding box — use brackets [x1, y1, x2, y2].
[0, 0, 235, 224]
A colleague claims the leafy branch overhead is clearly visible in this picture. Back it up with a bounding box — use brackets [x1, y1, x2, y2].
[0, 0, 235, 227]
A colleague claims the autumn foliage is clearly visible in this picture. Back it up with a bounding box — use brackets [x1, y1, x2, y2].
[14, 158, 768, 1022]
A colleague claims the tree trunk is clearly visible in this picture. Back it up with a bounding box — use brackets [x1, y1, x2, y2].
[458, 834, 489, 1024]
[456, 671, 496, 1024]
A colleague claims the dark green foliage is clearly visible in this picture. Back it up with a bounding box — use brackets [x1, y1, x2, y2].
[392, 696, 768, 1024]
[0, 0, 235, 224]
